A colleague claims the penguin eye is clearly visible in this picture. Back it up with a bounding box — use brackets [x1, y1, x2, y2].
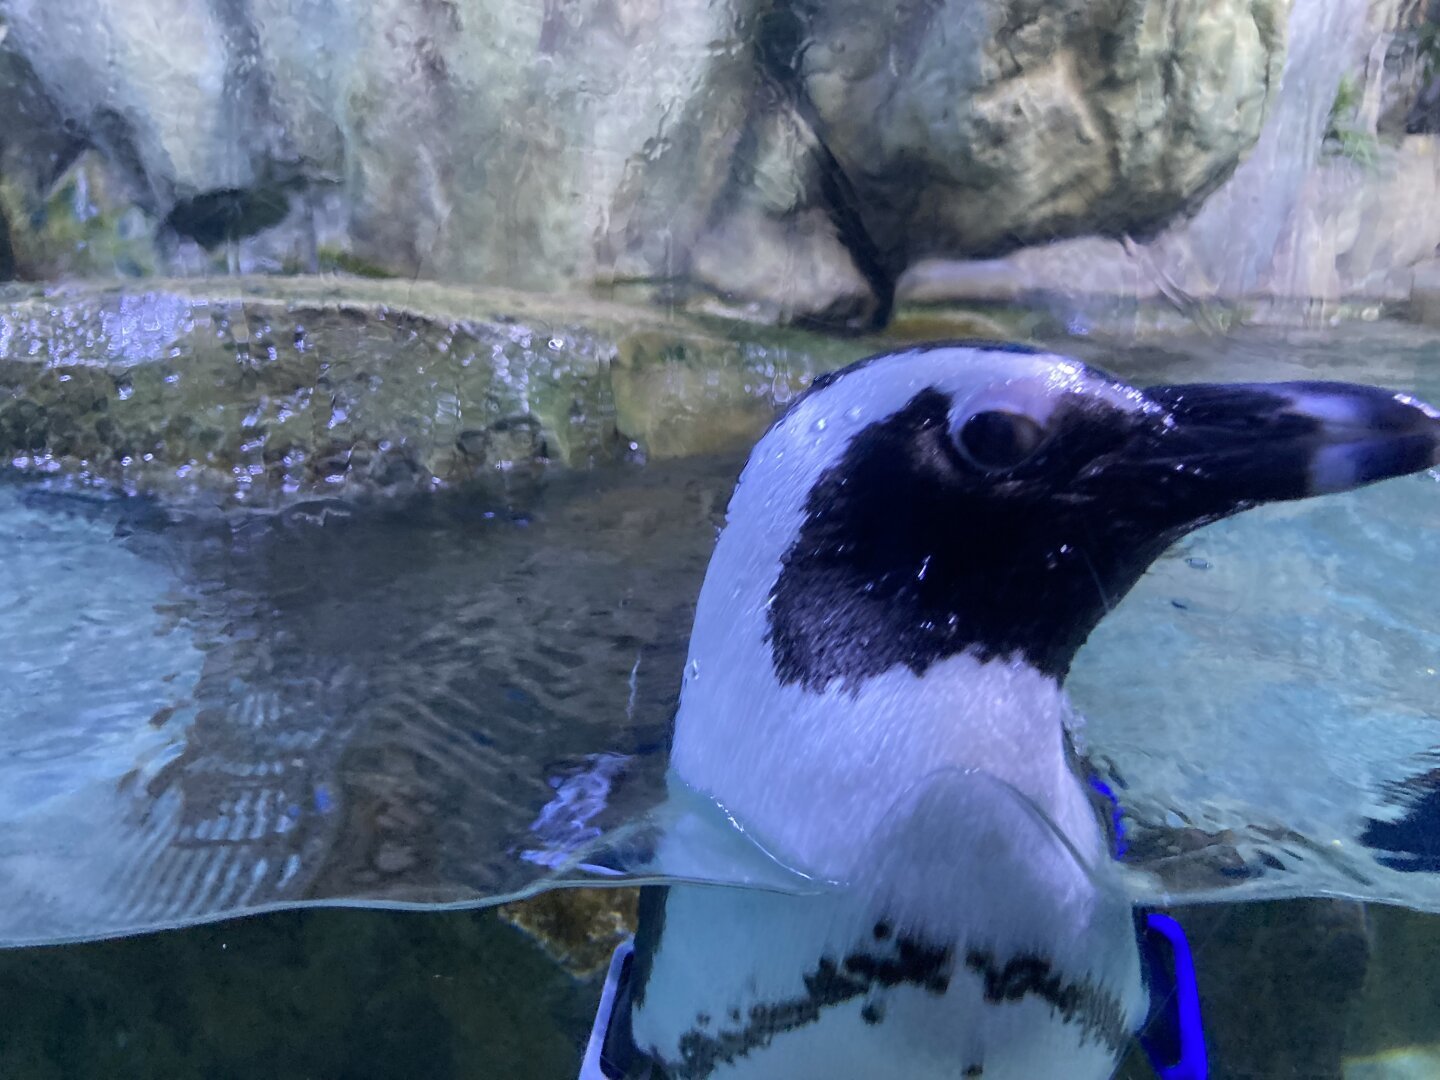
[954, 410, 1046, 471]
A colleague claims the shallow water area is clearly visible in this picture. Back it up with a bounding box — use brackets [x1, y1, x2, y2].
[4, 309, 1440, 1076]
[0, 456, 741, 942]
[1065, 323, 1440, 903]
[4, 317, 1440, 936]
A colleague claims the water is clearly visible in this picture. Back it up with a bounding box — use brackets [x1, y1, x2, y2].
[0, 460, 715, 941]
[0, 905, 598, 1080]
[4, 313, 1440, 1074]
[1066, 328, 1440, 907]
[1173, 0, 1367, 297]
[8, 319, 1439, 938]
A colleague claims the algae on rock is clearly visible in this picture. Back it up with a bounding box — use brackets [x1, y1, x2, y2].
[0, 278, 869, 506]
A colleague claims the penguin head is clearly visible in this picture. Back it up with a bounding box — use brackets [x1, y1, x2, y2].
[669, 341, 1439, 871]
[730, 342, 1440, 691]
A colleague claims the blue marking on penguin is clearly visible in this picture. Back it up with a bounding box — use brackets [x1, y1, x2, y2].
[603, 343, 1440, 1079]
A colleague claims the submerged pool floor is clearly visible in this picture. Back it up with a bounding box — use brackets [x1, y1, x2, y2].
[0, 905, 597, 1080]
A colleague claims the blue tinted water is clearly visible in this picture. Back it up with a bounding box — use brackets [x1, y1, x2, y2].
[3, 319, 1440, 1076]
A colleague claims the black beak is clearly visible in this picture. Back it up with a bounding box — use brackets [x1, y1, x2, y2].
[1134, 381, 1440, 514]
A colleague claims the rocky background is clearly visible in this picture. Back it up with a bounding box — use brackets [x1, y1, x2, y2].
[2, 0, 1436, 330]
[908, 0, 1440, 323]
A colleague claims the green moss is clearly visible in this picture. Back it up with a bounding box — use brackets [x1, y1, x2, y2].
[1330, 73, 1362, 122]
[1333, 126, 1382, 168]
[1324, 74, 1381, 169]
[0, 159, 158, 280]
[497, 887, 639, 978]
[0, 279, 871, 504]
[316, 246, 394, 279]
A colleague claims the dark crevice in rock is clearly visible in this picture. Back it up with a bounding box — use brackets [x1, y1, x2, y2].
[681, 6, 889, 330]
[88, 107, 161, 212]
[163, 186, 295, 249]
[1392, 2, 1439, 133]
[1405, 71, 1440, 133]
[749, 1, 895, 331]
[0, 200, 15, 281]
[806, 137, 897, 330]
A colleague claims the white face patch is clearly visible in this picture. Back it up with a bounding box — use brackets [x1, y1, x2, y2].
[942, 357, 1152, 437]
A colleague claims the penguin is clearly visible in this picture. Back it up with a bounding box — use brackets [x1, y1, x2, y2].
[601, 342, 1440, 1079]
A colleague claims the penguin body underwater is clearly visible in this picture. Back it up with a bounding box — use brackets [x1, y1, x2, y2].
[586, 342, 1440, 1079]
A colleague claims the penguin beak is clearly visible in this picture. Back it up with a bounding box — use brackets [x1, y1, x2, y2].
[1134, 380, 1440, 509]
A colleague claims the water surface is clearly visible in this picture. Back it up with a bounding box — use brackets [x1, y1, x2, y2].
[4, 321, 1440, 944]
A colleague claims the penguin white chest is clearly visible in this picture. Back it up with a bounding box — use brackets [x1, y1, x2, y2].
[630, 747, 1146, 1079]
[636, 659, 1146, 1079]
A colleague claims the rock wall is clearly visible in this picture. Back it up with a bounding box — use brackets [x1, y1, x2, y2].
[902, 0, 1440, 321]
[0, 0, 1289, 326]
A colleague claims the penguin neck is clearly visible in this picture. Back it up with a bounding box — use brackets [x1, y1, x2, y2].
[668, 647, 1104, 882]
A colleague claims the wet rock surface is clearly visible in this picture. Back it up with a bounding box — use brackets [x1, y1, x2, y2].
[899, 3, 1440, 316]
[784, 0, 1283, 273]
[0, 278, 866, 506]
[499, 887, 639, 979]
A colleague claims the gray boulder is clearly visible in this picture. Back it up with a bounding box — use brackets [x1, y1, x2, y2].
[0, 0, 1288, 324]
[784, 0, 1285, 274]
